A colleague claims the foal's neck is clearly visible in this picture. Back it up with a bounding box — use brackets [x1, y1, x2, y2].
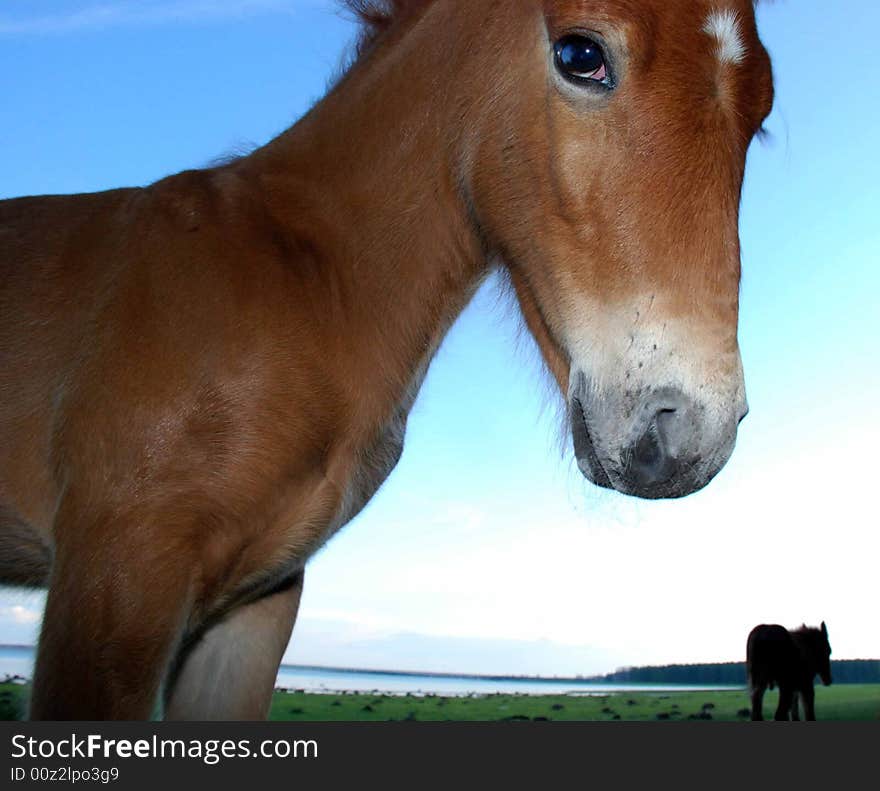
[247, 10, 487, 435]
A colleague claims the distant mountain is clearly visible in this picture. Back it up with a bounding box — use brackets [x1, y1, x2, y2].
[281, 621, 624, 678]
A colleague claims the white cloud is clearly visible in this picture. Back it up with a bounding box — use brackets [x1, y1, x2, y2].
[0, 593, 44, 649]
[0, 1, 311, 36]
[0, 605, 41, 626]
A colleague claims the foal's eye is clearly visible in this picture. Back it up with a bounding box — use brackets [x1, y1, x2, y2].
[554, 34, 610, 85]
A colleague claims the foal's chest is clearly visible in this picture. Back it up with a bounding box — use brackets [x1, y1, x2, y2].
[331, 406, 408, 535]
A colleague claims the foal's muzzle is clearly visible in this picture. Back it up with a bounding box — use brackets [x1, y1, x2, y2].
[570, 379, 742, 500]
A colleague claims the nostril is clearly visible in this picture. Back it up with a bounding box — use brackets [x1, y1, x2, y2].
[634, 422, 663, 469]
[629, 406, 682, 487]
[653, 407, 680, 451]
[621, 389, 720, 498]
[655, 407, 678, 430]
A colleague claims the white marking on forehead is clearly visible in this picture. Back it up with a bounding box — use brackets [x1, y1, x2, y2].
[703, 9, 747, 65]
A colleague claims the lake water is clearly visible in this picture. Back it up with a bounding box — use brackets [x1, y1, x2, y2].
[0, 645, 739, 696]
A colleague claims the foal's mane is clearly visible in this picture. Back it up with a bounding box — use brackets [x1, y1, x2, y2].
[343, 0, 435, 54]
[344, 0, 768, 58]
[344, 0, 768, 41]
[791, 625, 825, 646]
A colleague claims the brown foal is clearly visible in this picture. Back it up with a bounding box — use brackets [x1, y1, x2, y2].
[0, 0, 773, 718]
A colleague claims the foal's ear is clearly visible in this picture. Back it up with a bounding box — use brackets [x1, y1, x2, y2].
[821, 621, 828, 637]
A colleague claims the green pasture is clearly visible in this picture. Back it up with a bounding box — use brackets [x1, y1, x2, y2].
[2, 683, 878, 722]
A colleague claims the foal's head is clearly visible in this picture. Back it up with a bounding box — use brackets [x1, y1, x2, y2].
[461, 0, 773, 498]
[350, 0, 773, 499]
[794, 622, 833, 686]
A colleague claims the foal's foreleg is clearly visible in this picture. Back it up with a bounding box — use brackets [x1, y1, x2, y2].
[30, 517, 195, 720]
[749, 684, 766, 721]
[800, 685, 816, 721]
[163, 571, 304, 721]
[790, 692, 800, 721]
[774, 685, 794, 721]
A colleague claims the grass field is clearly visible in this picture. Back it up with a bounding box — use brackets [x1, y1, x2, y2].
[2, 683, 878, 721]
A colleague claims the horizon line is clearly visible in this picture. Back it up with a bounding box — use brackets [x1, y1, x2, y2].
[1, 644, 876, 683]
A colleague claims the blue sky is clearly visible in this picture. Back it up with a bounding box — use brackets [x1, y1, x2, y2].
[1, 1, 878, 677]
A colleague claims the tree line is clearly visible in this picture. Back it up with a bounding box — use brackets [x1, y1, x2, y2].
[588, 659, 880, 685]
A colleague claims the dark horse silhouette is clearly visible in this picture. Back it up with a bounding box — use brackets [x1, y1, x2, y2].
[747, 622, 832, 721]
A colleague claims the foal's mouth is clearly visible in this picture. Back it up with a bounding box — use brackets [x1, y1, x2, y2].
[570, 396, 614, 490]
